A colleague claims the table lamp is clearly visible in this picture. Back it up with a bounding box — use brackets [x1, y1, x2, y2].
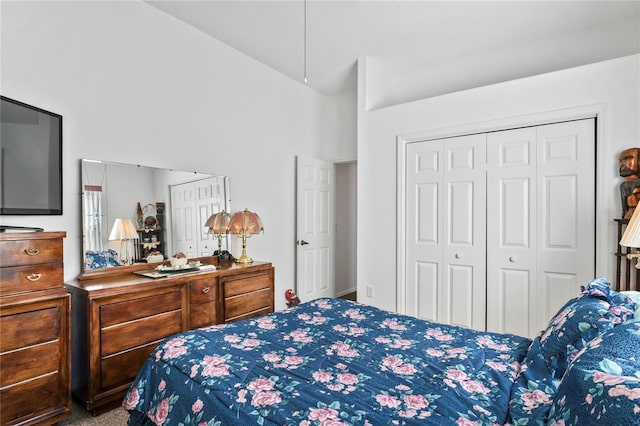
[228, 209, 263, 264]
[620, 205, 640, 268]
[109, 218, 138, 265]
[205, 210, 231, 256]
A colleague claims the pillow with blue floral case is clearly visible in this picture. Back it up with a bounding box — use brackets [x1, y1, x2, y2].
[538, 278, 635, 379]
[547, 321, 640, 426]
[622, 291, 640, 323]
[85, 249, 120, 269]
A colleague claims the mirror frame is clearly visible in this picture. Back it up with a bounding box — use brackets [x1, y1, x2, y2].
[79, 159, 230, 279]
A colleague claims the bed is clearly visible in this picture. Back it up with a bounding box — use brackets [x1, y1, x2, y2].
[124, 278, 640, 425]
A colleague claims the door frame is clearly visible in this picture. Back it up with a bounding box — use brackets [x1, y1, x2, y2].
[396, 103, 608, 314]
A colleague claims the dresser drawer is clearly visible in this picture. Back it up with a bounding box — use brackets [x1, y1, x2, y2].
[189, 277, 217, 304]
[224, 287, 273, 322]
[0, 305, 60, 352]
[101, 341, 159, 390]
[0, 340, 60, 387]
[190, 302, 217, 328]
[0, 373, 66, 425]
[0, 262, 63, 296]
[223, 272, 271, 298]
[0, 238, 63, 267]
[101, 310, 182, 357]
[100, 290, 182, 327]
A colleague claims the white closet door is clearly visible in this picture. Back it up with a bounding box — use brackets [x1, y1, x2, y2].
[535, 119, 595, 332]
[406, 134, 486, 330]
[171, 177, 227, 258]
[195, 177, 224, 256]
[486, 119, 595, 337]
[486, 127, 538, 337]
[171, 182, 197, 258]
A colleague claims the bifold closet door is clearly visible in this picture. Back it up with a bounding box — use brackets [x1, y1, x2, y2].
[486, 119, 595, 337]
[405, 134, 487, 330]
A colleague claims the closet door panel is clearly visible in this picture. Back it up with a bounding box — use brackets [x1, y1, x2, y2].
[486, 127, 537, 336]
[442, 135, 486, 330]
[171, 184, 197, 258]
[535, 119, 595, 332]
[406, 143, 442, 321]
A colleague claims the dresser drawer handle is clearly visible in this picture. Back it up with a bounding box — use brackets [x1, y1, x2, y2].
[25, 248, 40, 256]
[26, 273, 42, 281]
[201, 286, 210, 294]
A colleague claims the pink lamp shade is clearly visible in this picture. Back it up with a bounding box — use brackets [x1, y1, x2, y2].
[228, 209, 263, 264]
[205, 210, 232, 234]
[205, 210, 232, 254]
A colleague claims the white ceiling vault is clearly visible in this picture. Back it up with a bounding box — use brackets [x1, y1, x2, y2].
[147, 1, 640, 100]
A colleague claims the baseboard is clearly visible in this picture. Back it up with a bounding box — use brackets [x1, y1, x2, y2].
[335, 288, 357, 298]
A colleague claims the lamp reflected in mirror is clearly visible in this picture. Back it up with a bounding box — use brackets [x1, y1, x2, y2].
[109, 218, 138, 265]
[205, 210, 232, 261]
[228, 209, 263, 264]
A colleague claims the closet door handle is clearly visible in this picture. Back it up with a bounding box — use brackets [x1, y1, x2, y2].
[509, 256, 517, 263]
[454, 252, 463, 259]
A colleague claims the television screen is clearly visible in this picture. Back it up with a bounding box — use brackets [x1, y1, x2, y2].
[0, 96, 63, 215]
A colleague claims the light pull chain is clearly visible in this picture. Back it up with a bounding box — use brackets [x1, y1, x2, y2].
[303, 0, 308, 84]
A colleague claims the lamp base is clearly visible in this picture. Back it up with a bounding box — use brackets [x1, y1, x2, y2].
[626, 253, 640, 269]
[235, 253, 253, 264]
[235, 254, 253, 264]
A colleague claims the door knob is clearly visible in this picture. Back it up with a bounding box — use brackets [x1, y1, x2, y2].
[509, 256, 517, 263]
[297, 240, 309, 246]
[454, 252, 463, 259]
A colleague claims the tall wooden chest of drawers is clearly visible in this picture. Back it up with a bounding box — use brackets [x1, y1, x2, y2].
[0, 231, 70, 426]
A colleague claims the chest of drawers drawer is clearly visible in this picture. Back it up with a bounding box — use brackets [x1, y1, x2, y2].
[0, 293, 70, 426]
[0, 238, 63, 268]
[0, 262, 64, 296]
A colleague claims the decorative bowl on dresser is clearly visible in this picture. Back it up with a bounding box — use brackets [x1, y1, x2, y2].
[0, 231, 70, 426]
[64, 258, 274, 415]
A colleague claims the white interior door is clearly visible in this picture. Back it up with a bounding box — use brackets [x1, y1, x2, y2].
[296, 156, 335, 303]
[405, 134, 486, 330]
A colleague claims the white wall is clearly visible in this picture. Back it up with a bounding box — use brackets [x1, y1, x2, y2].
[358, 54, 640, 311]
[335, 161, 357, 296]
[0, 1, 351, 311]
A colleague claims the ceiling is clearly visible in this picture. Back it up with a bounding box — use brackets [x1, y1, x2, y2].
[147, 1, 640, 96]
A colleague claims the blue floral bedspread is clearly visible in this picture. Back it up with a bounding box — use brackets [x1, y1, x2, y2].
[124, 298, 531, 425]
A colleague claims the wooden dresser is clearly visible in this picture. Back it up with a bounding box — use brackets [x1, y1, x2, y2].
[64, 259, 274, 415]
[0, 231, 70, 426]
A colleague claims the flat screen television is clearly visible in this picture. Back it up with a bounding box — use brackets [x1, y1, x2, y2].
[0, 96, 63, 215]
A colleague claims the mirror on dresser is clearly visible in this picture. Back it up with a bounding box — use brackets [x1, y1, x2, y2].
[80, 159, 231, 278]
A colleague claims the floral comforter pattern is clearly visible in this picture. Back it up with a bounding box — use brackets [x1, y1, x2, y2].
[124, 298, 531, 425]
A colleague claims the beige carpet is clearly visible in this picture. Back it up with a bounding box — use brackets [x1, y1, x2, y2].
[58, 400, 129, 425]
